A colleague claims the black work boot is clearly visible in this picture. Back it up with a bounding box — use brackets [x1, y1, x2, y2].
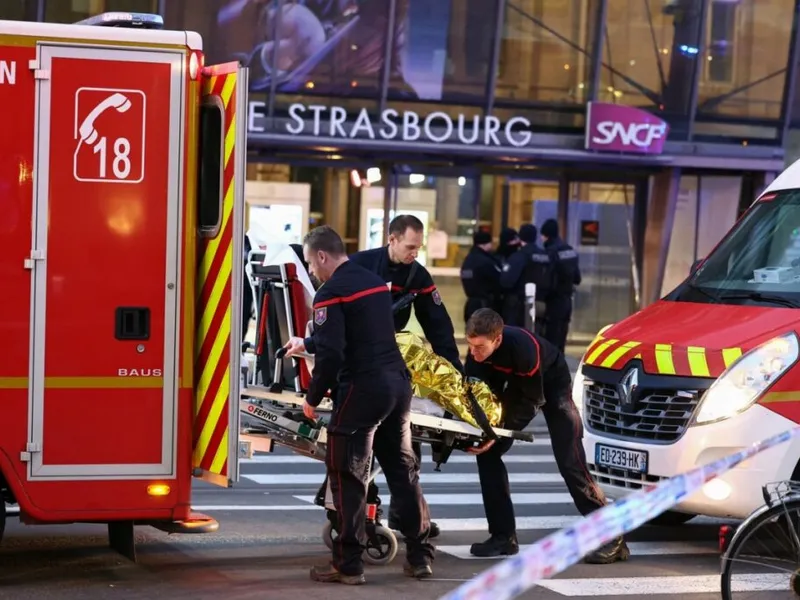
[583, 537, 631, 564]
[469, 534, 519, 557]
[403, 561, 433, 579]
[309, 563, 365, 585]
[389, 514, 440, 539]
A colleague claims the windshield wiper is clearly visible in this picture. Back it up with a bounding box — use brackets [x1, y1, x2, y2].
[717, 291, 800, 308]
[685, 282, 720, 303]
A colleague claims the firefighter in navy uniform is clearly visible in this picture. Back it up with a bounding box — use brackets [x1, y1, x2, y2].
[539, 219, 581, 352]
[283, 226, 435, 584]
[462, 308, 629, 564]
[350, 214, 463, 539]
[460, 230, 502, 324]
[498, 224, 551, 332]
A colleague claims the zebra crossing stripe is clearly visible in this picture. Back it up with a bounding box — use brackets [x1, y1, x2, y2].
[293, 493, 575, 506]
[437, 541, 718, 560]
[240, 454, 555, 465]
[243, 473, 564, 485]
[537, 574, 787, 596]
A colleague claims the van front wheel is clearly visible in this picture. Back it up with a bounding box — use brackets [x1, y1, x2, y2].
[647, 510, 695, 527]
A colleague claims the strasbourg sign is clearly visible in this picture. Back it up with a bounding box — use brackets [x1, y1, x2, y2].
[248, 101, 535, 147]
[247, 99, 669, 156]
[584, 101, 669, 155]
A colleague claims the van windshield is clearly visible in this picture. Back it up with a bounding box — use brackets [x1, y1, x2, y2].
[669, 190, 800, 308]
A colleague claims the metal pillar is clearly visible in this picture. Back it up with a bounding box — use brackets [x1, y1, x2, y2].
[378, 0, 399, 114]
[779, 0, 800, 145]
[641, 168, 681, 306]
[586, 0, 608, 102]
[484, 0, 507, 115]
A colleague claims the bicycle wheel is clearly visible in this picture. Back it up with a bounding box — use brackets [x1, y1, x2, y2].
[721, 498, 800, 599]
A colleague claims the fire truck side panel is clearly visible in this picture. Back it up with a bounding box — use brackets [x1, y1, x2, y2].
[192, 62, 247, 488]
[28, 45, 184, 482]
[0, 43, 37, 505]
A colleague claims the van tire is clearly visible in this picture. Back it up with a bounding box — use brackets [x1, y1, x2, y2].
[647, 510, 695, 527]
[0, 501, 5, 546]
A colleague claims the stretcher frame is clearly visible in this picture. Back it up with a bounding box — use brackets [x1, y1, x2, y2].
[238, 249, 534, 465]
[239, 265, 534, 464]
[237, 257, 536, 565]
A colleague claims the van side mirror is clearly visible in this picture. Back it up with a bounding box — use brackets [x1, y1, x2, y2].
[690, 259, 703, 275]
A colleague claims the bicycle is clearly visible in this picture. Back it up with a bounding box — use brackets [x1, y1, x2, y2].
[720, 480, 800, 598]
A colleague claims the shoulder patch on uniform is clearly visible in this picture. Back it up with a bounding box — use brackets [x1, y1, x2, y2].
[432, 289, 442, 306]
[314, 306, 328, 326]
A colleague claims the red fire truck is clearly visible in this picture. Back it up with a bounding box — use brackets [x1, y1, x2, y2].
[0, 12, 248, 559]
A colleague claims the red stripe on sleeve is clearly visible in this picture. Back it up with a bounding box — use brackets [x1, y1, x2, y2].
[313, 285, 389, 309]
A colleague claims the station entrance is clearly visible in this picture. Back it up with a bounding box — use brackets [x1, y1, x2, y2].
[242, 154, 659, 352]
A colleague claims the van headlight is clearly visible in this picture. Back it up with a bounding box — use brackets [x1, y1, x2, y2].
[572, 360, 586, 418]
[695, 332, 799, 425]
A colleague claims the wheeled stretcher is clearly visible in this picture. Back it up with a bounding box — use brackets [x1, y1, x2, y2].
[238, 245, 534, 564]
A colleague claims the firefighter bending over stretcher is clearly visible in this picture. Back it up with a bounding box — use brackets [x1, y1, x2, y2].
[283, 225, 435, 585]
[464, 308, 630, 563]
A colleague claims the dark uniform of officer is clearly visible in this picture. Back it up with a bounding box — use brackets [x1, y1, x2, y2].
[496, 227, 520, 263]
[499, 224, 551, 332]
[350, 247, 462, 370]
[463, 308, 629, 564]
[460, 230, 502, 324]
[350, 216, 463, 538]
[290, 226, 434, 584]
[539, 219, 581, 352]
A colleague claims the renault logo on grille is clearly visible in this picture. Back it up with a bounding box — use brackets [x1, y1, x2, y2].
[619, 367, 640, 408]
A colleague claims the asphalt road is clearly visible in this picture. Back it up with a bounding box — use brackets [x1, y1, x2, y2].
[1, 428, 759, 600]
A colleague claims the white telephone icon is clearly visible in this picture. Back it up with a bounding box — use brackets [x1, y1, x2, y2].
[78, 92, 131, 145]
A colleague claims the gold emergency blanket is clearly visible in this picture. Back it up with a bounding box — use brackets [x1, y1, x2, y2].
[395, 331, 503, 429]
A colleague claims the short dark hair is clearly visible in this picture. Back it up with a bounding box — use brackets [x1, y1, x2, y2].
[389, 214, 424, 237]
[303, 225, 346, 256]
[466, 308, 504, 339]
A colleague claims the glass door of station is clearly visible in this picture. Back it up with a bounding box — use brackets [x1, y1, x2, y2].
[506, 178, 641, 349]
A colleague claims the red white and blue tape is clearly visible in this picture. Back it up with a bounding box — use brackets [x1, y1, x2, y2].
[438, 426, 800, 600]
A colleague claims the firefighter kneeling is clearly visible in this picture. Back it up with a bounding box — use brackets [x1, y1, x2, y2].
[463, 308, 630, 563]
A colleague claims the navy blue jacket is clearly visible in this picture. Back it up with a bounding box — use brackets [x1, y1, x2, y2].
[303, 260, 407, 407]
[465, 326, 562, 426]
[350, 247, 463, 372]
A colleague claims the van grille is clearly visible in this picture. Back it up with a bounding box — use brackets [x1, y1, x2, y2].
[584, 382, 702, 443]
[589, 463, 666, 491]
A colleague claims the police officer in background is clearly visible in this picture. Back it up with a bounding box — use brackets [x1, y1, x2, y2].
[350, 214, 463, 538]
[495, 227, 520, 264]
[283, 226, 435, 584]
[460, 230, 502, 324]
[499, 224, 551, 333]
[539, 219, 581, 352]
[463, 308, 629, 564]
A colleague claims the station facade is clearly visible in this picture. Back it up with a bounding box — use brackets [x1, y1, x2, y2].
[10, 0, 800, 344]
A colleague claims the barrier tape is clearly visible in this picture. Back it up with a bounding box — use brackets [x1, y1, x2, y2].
[438, 425, 800, 600]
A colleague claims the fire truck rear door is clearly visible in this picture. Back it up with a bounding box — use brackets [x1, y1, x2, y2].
[193, 62, 248, 488]
[27, 43, 185, 480]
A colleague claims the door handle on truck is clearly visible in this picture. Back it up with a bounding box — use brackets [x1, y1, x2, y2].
[115, 307, 150, 340]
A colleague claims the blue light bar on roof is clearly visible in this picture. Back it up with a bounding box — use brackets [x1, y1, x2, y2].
[75, 12, 164, 29]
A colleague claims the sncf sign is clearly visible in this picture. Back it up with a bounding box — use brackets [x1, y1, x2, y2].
[584, 102, 669, 155]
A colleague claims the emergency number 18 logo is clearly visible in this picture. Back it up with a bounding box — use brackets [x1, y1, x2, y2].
[73, 87, 146, 184]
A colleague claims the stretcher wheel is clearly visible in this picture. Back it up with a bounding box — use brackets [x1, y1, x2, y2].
[363, 525, 398, 566]
[322, 520, 335, 550]
[321, 521, 399, 565]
